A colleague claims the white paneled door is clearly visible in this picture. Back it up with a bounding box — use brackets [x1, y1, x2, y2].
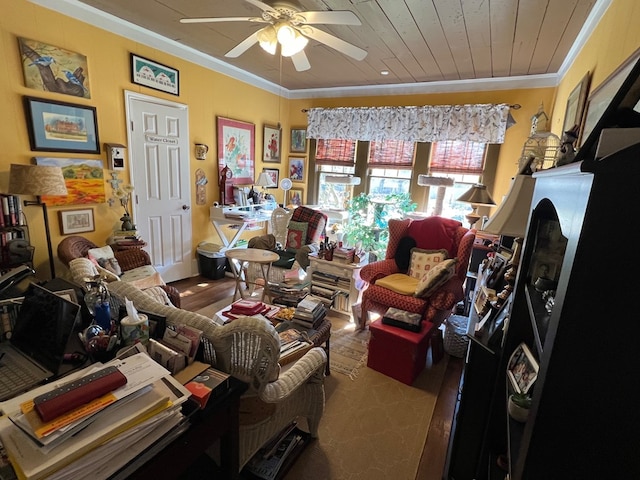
[125, 91, 192, 283]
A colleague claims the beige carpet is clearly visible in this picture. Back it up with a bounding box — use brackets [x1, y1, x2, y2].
[195, 299, 448, 480]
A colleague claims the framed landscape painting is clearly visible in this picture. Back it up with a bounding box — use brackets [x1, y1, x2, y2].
[58, 208, 95, 235]
[35, 157, 106, 205]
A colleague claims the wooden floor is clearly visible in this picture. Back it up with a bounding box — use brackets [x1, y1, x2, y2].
[168, 275, 463, 480]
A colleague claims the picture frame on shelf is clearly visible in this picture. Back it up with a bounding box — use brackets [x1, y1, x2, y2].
[507, 342, 539, 394]
[24, 96, 99, 153]
[288, 156, 305, 182]
[130, 53, 179, 95]
[562, 71, 590, 134]
[58, 208, 95, 235]
[263, 124, 281, 163]
[263, 168, 279, 188]
[217, 116, 255, 188]
[288, 188, 303, 206]
[290, 128, 307, 153]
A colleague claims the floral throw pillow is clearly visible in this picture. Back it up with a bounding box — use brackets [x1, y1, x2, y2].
[408, 248, 449, 279]
[415, 258, 458, 298]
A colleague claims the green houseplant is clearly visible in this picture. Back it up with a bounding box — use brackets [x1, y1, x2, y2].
[343, 192, 416, 261]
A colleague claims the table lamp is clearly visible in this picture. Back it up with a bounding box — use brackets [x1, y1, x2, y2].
[456, 183, 495, 228]
[8, 163, 68, 279]
[256, 172, 276, 191]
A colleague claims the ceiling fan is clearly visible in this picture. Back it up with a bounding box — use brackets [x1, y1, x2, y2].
[180, 0, 367, 72]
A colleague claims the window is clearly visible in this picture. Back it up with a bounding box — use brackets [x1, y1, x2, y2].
[315, 139, 357, 209]
[367, 140, 415, 197]
[427, 141, 486, 222]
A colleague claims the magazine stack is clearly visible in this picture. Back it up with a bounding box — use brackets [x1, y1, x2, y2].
[292, 295, 326, 329]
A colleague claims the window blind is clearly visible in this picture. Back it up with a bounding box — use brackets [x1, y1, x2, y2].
[368, 140, 415, 168]
[315, 139, 356, 166]
[430, 141, 486, 174]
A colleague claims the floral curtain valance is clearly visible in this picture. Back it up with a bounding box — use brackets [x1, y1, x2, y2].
[306, 103, 512, 144]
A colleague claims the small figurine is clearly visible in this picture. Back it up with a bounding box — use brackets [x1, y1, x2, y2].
[555, 124, 580, 167]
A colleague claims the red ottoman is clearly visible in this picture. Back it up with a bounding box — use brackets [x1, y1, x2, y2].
[367, 320, 436, 385]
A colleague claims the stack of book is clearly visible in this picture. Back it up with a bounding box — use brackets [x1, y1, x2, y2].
[220, 299, 280, 323]
[332, 247, 355, 264]
[270, 284, 308, 307]
[109, 230, 145, 248]
[278, 329, 313, 365]
[0, 195, 24, 228]
[292, 295, 326, 329]
[0, 353, 192, 480]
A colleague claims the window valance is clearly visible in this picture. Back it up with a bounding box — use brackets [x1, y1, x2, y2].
[306, 104, 512, 144]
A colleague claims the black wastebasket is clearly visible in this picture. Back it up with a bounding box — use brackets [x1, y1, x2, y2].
[197, 244, 226, 280]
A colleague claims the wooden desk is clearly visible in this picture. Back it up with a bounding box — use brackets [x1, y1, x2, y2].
[118, 377, 247, 480]
[225, 248, 280, 302]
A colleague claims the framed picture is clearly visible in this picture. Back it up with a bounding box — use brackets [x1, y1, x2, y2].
[130, 53, 179, 95]
[263, 168, 279, 188]
[507, 342, 539, 394]
[263, 124, 282, 162]
[288, 156, 305, 182]
[58, 208, 95, 235]
[54, 288, 78, 304]
[18, 37, 91, 99]
[290, 128, 307, 153]
[24, 96, 99, 153]
[562, 71, 590, 134]
[217, 116, 255, 192]
[580, 48, 640, 146]
[35, 157, 106, 205]
[288, 188, 303, 206]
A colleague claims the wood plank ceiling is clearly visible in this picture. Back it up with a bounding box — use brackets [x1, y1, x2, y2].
[76, 0, 598, 91]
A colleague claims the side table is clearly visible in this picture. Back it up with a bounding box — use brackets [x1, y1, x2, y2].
[225, 248, 280, 302]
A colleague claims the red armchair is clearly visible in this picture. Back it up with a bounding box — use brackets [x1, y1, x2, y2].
[359, 216, 475, 331]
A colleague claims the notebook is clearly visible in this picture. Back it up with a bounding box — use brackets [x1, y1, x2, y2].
[0, 283, 80, 402]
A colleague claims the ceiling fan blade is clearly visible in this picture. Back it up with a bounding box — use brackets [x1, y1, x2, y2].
[245, 0, 279, 15]
[225, 30, 261, 58]
[291, 51, 311, 71]
[180, 16, 264, 24]
[300, 26, 367, 61]
[295, 10, 361, 26]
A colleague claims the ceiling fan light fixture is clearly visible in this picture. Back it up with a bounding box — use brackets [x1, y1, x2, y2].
[258, 26, 278, 55]
[280, 34, 308, 57]
[276, 23, 296, 44]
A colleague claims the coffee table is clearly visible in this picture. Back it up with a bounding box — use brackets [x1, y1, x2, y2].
[225, 248, 280, 302]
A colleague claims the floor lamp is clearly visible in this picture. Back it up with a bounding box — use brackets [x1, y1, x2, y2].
[456, 183, 495, 228]
[8, 164, 68, 279]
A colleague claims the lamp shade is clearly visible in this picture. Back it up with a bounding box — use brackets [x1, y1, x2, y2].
[8, 164, 68, 196]
[483, 175, 536, 237]
[456, 183, 495, 206]
[256, 172, 276, 188]
[417, 174, 454, 187]
[325, 175, 361, 185]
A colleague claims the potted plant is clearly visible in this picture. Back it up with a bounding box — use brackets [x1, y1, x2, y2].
[344, 192, 416, 261]
[508, 392, 532, 422]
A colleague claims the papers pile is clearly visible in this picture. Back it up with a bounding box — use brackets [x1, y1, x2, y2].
[0, 353, 191, 480]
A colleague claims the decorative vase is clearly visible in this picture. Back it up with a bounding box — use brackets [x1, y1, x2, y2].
[120, 213, 133, 231]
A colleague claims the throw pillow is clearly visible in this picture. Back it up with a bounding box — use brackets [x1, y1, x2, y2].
[285, 221, 309, 251]
[97, 257, 122, 276]
[415, 258, 458, 298]
[408, 248, 448, 279]
[87, 245, 115, 261]
[394, 236, 417, 273]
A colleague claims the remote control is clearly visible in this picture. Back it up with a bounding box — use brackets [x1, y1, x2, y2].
[33, 366, 127, 422]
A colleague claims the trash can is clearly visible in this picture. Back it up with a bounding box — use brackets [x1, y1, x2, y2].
[197, 243, 226, 280]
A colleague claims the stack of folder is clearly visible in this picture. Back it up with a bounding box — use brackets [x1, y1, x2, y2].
[0, 352, 191, 480]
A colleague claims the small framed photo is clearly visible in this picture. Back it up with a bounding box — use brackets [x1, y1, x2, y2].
[288, 188, 303, 206]
[507, 342, 539, 394]
[263, 124, 281, 162]
[24, 96, 100, 153]
[55, 288, 78, 304]
[130, 53, 179, 95]
[58, 208, 95, 235]
[288, 156, 305, 182]
[263, 168, 279, 188]
[290, 128, 307, 153]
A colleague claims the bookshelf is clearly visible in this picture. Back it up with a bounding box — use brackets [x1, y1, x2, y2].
[0, 194, 33, 274]
[308, 255, 366, 316]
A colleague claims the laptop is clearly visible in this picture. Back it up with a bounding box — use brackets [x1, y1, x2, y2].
[0, 283, 80, 401]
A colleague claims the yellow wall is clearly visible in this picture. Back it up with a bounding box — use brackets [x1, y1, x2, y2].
[2, 0, 638, 279]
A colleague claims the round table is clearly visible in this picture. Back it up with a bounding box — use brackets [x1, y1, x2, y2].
[225, 248, 280, 302]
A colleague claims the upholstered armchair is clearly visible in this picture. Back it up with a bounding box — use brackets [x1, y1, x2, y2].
[57, 235, 181, 308]
[247, 205, 328, 284]
[106, 281, 327, 471]
[359, 216, 476, 331]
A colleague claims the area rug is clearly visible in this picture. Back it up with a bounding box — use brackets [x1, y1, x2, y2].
[328, 322, 369, 379]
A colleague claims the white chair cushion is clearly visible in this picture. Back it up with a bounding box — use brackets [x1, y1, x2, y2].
[120, 265, 165, 289]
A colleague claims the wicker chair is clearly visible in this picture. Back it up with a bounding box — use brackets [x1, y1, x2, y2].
[57, 235, 181, 308]
[107, 281, 327, 471]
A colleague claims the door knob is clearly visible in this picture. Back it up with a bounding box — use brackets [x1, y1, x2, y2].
[182, 205, 190, 210]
